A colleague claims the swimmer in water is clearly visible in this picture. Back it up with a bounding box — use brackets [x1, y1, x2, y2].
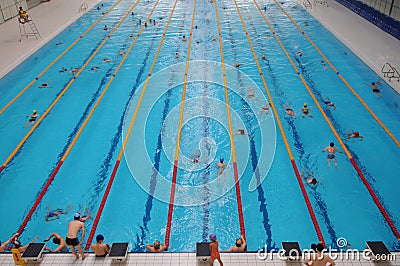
[103, 25, 108, 31]
[284, 103, 296, 120]
[297, 51, 303, 57]
[119, 49, 125, 56]
[24, 110, 39, 128]
[182, 35, 187, 42]
[364, 81, 383, 98]
[59, 67, 68, 73]
[346, 129, 364, 141]
[212, 36, 217, 41]
[301, 103, 313, 117]
[260, 103, 270, 115]
[146, 240, 166, 252]
[91, 66, 100, 71]
[216, 158, 227, 184]
[301, 168, 318, 185]
[261, 54, 267, 60]
[247, 87, 257, 101]
[71, 67, 79, 74]
[191, 149, 201, 164]
[322, 142, 341, 168]
[175, 52, 179, 59]
[235, 63, 241, 68]
[103, 58, 111, 63]
[226, 235, 246, 252]
[321, 96, 336, 110]
[235, 127, 248, 136]
[320, 60, 328, 70]
[38, 82, 51, 88]
[45, 205, 72, 221]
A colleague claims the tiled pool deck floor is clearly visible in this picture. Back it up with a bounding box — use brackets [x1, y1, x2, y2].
[0, 252, 399, 265]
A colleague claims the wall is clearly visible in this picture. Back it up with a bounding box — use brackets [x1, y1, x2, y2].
[359, 0, 400, 21]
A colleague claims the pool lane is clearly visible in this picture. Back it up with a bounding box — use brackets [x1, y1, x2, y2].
[229, 0, 326, 245]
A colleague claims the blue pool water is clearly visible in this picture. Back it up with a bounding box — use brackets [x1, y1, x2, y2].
[0, 0, 399, 253]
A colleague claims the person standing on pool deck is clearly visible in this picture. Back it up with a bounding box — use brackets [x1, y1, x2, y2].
[322, 142, 341, 168]
[66, 213, 87, 260]
[209, 234, 223, 266]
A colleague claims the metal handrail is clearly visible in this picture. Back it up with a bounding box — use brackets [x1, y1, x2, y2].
[382, 62, 400, 82]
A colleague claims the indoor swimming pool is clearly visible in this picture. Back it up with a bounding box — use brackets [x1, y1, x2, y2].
[0, 0, 399, 253]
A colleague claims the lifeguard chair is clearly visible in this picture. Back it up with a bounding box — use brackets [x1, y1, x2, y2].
[14, 0, 41, 41]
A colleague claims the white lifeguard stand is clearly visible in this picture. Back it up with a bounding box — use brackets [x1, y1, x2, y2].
[14, 0, 41, 41]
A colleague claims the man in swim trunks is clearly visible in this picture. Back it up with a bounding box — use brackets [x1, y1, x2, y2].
[321, 96, 336, 110]
[146, 240, 167, 252]
[44, 232, 68, 252]
[364, 81, 383, 98]
[322, 142, 341, 168]
[283, 103, 296, 119]
[91, 234, 110, 256]
[65, 213, 87, 260]
[301, 103, 313, 117]
[226, 235, 246, 252]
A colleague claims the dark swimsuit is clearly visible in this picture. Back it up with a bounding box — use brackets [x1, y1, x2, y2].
[373, 88, 380, 93]
[66, 237, 79, 246]
[29, 116, 37, 122]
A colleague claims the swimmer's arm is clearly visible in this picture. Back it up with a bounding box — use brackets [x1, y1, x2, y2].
[146, 244, 155, 252]
[80, 225, 85, 245]
[226, 246, 234, 252]
[241, 235, 246, 248]
[44, 233, 55, 242]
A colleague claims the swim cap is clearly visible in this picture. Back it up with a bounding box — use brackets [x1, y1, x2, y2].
[96, 234, 104, 242]
[316, 243, 324, 252]
[209, 234, 216, 241]
[33, 110, 37, 113]
[354, 132, 359, 137]
[74, 212, 81, 219]
[154, 240, 161, 249]
[330, 142, 334, 147]
[219, 158, 224, 163]
[371, 82, 376, 85]
[303, 103, 307, 107]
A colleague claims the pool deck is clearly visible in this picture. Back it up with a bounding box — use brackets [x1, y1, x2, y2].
[0, 252, 399, 265]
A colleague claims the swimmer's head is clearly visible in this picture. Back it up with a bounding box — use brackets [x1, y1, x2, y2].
[96, 234, 104, 242]
[303, 103, 307, 107]
[53, 237, 60, 245]
[13, 240, 21, 248]
[74, 212, 81, 220]
[209, 234, 216, 241]
[19, 6, 23, 10]
[311, 178, 318, 184]
[316, 243, 324, 252]
[154, 240, 161, 249]
[311, 243, 317, 251]
[371, 82, 376, 85]
[235, 238, 243, 247]
[219, 158, 224, 163]
[33, 110, 37, 114]
[330, 142, 334, 147]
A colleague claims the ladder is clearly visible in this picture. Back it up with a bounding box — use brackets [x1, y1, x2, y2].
[14, 0, 41, 41]
[19, 18, 41, 41]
